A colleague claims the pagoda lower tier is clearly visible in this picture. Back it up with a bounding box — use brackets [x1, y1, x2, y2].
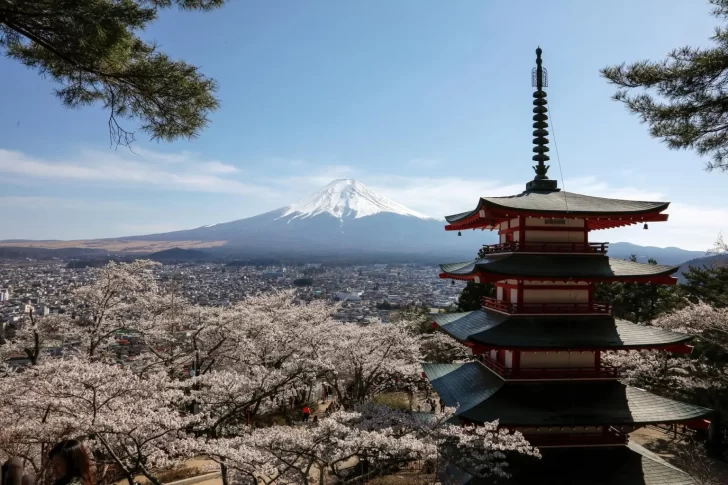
[442, 442, 697, 485]
[439, 254, 678, 284]
[423, 362, 711, 431]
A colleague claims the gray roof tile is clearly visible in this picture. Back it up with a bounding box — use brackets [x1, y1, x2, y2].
[443, 442, 696, 484]
[434, 311, 692, 349]
[440, 254, 678, 279]
[445, 190, 669, 223]
[423, 362, 711, 427]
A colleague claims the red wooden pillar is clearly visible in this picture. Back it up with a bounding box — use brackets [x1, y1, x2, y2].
[517, 280, 524, 312]
[519, 215, 526, 249]
[587, 283, 594, 312]
[513, 350, 521, 376]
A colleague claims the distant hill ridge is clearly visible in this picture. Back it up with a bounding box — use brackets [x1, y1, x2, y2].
[0, 179, 717, 266]
[676, 253, 728, 283]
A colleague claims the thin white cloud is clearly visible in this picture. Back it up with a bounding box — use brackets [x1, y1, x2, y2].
[0, 148, 269, 197]
[0, 195, 133, 210]
[201, 161, 240, 174]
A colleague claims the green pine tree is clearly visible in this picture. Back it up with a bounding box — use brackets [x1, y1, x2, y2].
[595, 255, 682, 323]
[457, 281, 495, 312]
[0, 0, 223, 146]
[601, 0, 728, 171]
[682, 264, 728, 308]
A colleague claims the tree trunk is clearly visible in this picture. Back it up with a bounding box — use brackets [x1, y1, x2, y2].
[707, 411, 723, 455]
[220, 462, 229, 485]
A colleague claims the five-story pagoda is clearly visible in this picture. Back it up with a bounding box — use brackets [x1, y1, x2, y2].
[425, 48, 713, 485]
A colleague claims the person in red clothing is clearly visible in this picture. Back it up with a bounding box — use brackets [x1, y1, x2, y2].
[302, 406, 311, 422]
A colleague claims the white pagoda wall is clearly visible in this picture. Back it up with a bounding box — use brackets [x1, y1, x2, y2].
[522, 289, 588, 303]
[525, 230, 584, 243]
[526, 217, 585, 228]
[520, 351, 595, 368]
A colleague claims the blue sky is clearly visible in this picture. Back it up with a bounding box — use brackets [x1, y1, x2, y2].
[0, 0, 725, 250]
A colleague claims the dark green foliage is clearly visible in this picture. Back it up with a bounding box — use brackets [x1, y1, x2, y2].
[457, 281, 495, 312]
[595, 256, 682, 323]
[0, 0, 223, 145]
[292, 277, 313, 287]
[601, 0, 728, 171]
[682, 264, 728, 308]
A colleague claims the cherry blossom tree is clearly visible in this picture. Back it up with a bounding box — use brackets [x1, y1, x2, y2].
[0, 357, 193, 485]
[605, 302, 728, 435]
[318, 322, 422, 408]
[419, 332, 472, 364]
[0, 262, 537, 485]
[190, 403, 538, 485]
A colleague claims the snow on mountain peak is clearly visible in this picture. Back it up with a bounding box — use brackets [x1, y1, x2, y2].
[280, 179, 433, 221]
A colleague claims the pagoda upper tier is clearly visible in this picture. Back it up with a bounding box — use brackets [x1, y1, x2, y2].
[433, 311, 693, 352]
[439, 254, 678, 284]
[444, 190, 669, 232]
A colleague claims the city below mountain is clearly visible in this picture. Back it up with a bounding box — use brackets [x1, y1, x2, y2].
[0, 179, 719, 267]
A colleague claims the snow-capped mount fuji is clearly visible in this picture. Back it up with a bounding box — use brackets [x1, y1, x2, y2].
[123, 179, 481, 260]
[280, 179, 435, 221]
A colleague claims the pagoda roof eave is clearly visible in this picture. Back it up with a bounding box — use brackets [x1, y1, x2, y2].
[433, 310, 694, 350]
[439, 255, 678, 283]
[439, 272, 678, 285]
[422, 362, 712, 428]
[443, 191, 670, 230]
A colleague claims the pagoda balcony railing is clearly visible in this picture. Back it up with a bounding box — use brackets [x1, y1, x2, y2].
[482, 297, 611, 315]
[480, 355, 621, 380]
[479, 241, 608, 255]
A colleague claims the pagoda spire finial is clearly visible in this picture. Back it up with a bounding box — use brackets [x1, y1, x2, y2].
[526, 47, 559, 192]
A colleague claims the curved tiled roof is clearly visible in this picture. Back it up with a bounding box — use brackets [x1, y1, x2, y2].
[433, 310, 692, 349]
[444, 442, 697, 485]
[422, 362, 711, 427]
[444, 190, 669, 223]
[439, 254, 678, 280]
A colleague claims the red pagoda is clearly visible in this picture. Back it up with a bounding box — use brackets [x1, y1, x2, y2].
[425, 48, 713, 485]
